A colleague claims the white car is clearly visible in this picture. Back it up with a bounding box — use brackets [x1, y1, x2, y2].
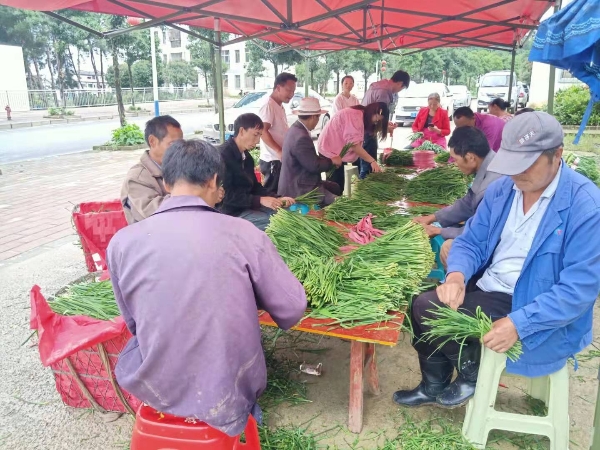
[203, 88, 332, 143]
[394, 82, 454, 126]
[517, 82, 529, 107]
[449, 85, 471, 108]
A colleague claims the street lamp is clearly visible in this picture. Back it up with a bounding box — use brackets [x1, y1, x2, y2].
[127, 17, 159, 117]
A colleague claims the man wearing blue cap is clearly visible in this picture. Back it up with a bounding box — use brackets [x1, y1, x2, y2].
[394, 111, 600, 409]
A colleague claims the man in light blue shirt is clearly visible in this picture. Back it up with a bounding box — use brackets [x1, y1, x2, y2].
[394, 111, 600, 410]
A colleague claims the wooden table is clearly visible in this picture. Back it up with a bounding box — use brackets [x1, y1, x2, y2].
[259, 311, 404, 433]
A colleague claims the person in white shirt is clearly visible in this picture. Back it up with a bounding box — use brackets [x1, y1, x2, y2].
[331, 75, 360, 115]
[258, 72, 297, 194]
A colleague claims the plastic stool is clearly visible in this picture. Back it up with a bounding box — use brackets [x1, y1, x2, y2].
[131, 404, 261, 450]
[462, 346, 569, 450]
[427, 234, 446, 281]
[345, 165, 359, 197]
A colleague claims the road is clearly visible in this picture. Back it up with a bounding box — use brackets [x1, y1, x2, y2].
[0, 112, 214, 164]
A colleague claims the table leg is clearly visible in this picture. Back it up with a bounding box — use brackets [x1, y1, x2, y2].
[349, 341, 365, 433]
[364, 343, 381, 396]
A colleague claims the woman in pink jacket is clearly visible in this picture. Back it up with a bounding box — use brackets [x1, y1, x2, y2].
[410, 92, 451, 149]
[317, 102, 389, 190]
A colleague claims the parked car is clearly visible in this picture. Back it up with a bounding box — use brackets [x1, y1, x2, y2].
[202, 88, 332, 143]
[517, 82, 529, 107]
[449, 85, 472, 108]
[476, 70, 518, 112]
[394, 82, 454, 126]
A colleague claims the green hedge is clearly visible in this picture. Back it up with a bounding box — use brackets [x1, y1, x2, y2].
[554, 85, 600, 126]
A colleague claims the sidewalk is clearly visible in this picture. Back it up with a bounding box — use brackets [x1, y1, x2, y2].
[0, 149, 145, 264]
[0, 98, 238, 130]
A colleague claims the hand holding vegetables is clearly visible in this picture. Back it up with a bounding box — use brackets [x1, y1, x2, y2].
[330, 155, 343, 167]
[422, 224, 441, 238]
[412, 214, 435, 225]
[436, 272, 466, 310]
[483, 317, 520, 355]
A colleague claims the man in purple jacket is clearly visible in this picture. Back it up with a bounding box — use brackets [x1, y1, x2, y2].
[453, 106, 505, 152]
[107, 139, 307, 436]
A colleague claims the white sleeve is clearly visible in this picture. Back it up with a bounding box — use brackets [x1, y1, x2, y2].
[258, 101, 275, 125]
[332, 95, 343, 115]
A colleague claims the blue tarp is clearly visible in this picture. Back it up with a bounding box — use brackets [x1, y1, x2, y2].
[529, 0, 600, 143]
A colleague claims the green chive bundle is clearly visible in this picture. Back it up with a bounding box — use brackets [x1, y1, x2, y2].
[408, 132, 424, 143]
[434, 151, 451, 164]
[405, 166, 469, 205]
[384, 166, 416, 175]
[416, 141, 445, 154]
[326, 142, 354, 178]
[353, 172, 407, 202]
[422, 304, 523, 362]
[323, 196, 395, 223]
[371, 214, 411, 230]
[408, 205, 439, 216]
[386, 150, 414, 166]
[266, 209, 345, 262]
[49, 280, 119, 320]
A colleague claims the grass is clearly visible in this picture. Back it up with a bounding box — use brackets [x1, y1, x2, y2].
[564, 133, 600, 156]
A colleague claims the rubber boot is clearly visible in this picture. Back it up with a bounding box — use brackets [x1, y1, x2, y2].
[393, 353, 453, 407]
[436, 343, 481, 408]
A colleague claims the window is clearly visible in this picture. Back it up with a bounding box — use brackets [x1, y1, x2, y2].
[171, 53, 183, 61]
[171, 39, 181, 48]
[163, 54, 168, 64]
[223, 75, 229, 89]
[235, 75, 241, 89]
[222, 50, 230, 64]
[235, 50, 240, 63]
[560, 69, 577, 82]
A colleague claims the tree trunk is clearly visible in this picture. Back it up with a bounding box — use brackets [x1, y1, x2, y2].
[100, 48, 105, 89]
[272, 61, 279, 77]
[33, 59, 42, 90]
[111, 42, 126, 127]
[46, 50, 56, 91]
[209, 41, 218, 113]
[364, 72, 368, 92]
[203, 70, 209, 93]
[336, 71, 340, 94]
[127, 62, 135, 108]
[25, 61, 35, 89]
[67, 47, 84, 89]
[89, 43, 101, 93]
[55, 48, 66, 108]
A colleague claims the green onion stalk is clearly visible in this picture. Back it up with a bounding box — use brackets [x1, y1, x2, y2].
[405, 166, 468, 205]
[407, 132, 424, 143]
[385, 150, 414, 166]
[422, 304, 523, 362]
[323, 196, 396, 224]
[326, 142, 354, 178]
[434, 151, 451, 164]
[294, 187, 324, 206]
[408, 205, 439, 216]
[353, 172, 407, 202]
[415, 141, 445, 154]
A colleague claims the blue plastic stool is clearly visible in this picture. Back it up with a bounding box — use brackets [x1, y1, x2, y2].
[428, 234, 446, 281]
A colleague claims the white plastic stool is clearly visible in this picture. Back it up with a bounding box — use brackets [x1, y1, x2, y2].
[344, 165, 359, 197]
[462, 346, 569, 450]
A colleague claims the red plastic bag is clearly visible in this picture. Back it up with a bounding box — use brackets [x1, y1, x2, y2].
[30, 285, 126, 366]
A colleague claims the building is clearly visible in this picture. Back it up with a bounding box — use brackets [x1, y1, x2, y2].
[78, 70, 105, 90]
[528, 0, 584, 106]
[0, 44, 30, 111]
[157, 27, 192, 64]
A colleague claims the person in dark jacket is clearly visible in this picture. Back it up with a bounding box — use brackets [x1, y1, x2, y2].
[278, 98, 342, 206]
[218, 113, 295, 230]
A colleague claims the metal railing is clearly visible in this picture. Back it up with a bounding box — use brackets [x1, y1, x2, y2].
[1, 87, 214, 110]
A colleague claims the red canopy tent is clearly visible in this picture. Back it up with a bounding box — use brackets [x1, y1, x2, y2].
[0, 0, 553, 138]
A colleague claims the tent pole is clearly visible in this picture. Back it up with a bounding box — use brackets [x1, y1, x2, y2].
[215, 18, 225, 143]
[547, 0, 562, 115]
[150, 26, 160, 117]
[305, 53, 310, 98]
[591, 366, 600, 450]
[508, 46, 516, 113]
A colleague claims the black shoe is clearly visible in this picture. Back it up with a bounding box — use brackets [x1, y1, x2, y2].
[393, 353, 453, 407]
[436, 343, 481, 409]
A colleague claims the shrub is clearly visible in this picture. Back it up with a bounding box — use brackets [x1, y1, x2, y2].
[47, 106, 74, 116]
[554, 85, 600, 126]
[110, 123, 146, 146]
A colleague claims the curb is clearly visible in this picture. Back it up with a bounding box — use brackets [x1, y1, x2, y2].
[92, 143, 148, 152]
[0, 107, 216, 130]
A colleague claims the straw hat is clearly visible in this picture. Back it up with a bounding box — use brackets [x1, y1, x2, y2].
[292, 97, 328, 115]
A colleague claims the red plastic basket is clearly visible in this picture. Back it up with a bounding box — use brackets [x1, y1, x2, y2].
[72, 201, 128, 273]
[50, 329, 141, 414]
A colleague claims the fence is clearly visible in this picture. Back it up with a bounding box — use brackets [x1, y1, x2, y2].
[1, 87, 213, 111]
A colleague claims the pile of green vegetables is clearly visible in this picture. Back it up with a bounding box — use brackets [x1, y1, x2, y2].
[408, 132, 424, 143]
[249, 148, 261, 167]
[323, 196, 395, 223]
[353, 172, 407, 202]
[384, 166, 416, 175]
[386, 149, 414, 166]
[565, 151, 600, 185]
[405, 166, 469, 205]
[294, 188, 323, 206]
[49, 280, 119, 320]
[267, 210, 435, 328]
[415, 141, 445, 154]
[434, 151, 451, 164]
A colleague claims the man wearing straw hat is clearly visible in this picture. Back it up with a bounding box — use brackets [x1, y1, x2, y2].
[278, 98, 343, 206]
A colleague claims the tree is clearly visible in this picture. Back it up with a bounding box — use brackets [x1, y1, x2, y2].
[348, 50, 380, 89]
[325, 51, 353, 94]
[106, 63, 130, 88]
[165, 61, 197, 87]
[188, 31, 228, 93]
[123, 30, 153, 106]
[131, 60, 165, 87]
[245, 41, 303, 77]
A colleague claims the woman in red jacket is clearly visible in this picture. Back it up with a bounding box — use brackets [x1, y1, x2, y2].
[410, 92, 451, 149]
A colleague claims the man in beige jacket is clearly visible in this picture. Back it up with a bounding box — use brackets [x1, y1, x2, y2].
[121, 116, 183, 224]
